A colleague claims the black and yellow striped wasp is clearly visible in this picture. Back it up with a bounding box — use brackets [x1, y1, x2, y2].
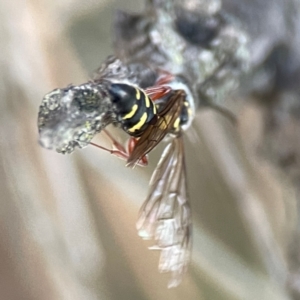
[38, 62, 195, 287]
[90, 72, 195, 288]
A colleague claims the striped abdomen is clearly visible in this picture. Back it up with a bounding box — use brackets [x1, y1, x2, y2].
[108, 83, 157, 137]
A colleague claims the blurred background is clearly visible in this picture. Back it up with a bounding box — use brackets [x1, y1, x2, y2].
[1, 0, 300, 299]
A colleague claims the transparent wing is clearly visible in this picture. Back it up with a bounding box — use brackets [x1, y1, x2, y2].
[136, 136, 192, 288]
[126, 90, 185, 167]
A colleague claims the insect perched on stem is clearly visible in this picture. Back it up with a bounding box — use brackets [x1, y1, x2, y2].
[38, 57, 195, 288]
[88, 72, 195, 287]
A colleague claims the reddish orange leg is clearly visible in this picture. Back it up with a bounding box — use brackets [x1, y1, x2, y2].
[102, 129, 126, 153]
[127, 138, 148, 166]
[155, 70, 175, 85]
[90, 142, 132, 162]
[145, 71, 175, 100]
[90, 130, 147, 167]
[145, 86, 172, 101]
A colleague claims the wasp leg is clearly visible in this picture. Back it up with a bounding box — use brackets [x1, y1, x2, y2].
[127, 137, 148, 166]
[90, 130, 148, 167]
[145, 70, 177, 100]
[90, 142, 131, 161]
[155, 69, 175, 85]
[102, 129, 126, 153]
[145, 86, 172, 101]
[103, 130, 148, 166]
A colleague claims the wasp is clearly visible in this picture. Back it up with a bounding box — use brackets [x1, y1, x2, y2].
[90, 72, 195, 288]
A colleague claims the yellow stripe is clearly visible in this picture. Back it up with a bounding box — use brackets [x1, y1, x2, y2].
[122, 104, 138, 120]
[128, 112, 147, 132]
[153, 104, 157, 114]
[173, 117, 180, 130]
[144, 94, 150, 108]
[135, 88, 141, 100]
